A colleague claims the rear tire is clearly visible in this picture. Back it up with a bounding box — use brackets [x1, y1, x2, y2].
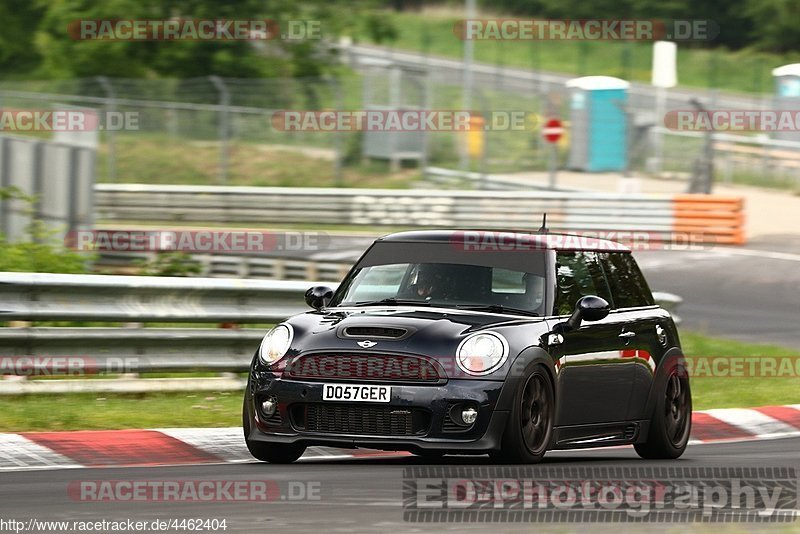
[635, 365, 692, 460]
[493, 364, 554, 464]
[243, 395, 306, 464]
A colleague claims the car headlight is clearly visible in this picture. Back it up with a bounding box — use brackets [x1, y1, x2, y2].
[259, 324, 293, 365]
[456, 332, 509, 376]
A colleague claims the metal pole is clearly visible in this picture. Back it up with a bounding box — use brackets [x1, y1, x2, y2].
[652, 85, 666, 174]
[332, 79, 344, 186]
[459, 0, 476, 173]
[421, 31, 431, 181]
[209, 76, 230, 185]
[96, 76, 117, 182]
[548, 142, 557, 189]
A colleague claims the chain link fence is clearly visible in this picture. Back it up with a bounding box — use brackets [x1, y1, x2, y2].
[1, 69, 799, 191]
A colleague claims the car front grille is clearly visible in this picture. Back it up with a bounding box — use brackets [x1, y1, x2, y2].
[291, 403, 430, 436]
[285, 353, 442, 382]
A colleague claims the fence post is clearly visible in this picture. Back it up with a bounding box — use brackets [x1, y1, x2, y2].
[0, 137, 9, 237]
[96, 76, 117, 182]
[209, 76, 230, 185]
[332, 78, 344, 186]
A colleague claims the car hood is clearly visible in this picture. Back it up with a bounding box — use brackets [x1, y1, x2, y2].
[280, 305, 545, 358]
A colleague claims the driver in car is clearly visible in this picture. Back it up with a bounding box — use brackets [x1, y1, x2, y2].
[412, 266, 439, 300]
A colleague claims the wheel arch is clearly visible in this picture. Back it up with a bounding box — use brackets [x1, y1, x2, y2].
[643, 346, 689, 420]
[495, 346, 557, 412]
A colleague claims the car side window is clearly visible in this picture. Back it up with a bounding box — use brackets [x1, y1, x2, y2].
[599, 252, 655, 308]
[554, 251, 612, 316]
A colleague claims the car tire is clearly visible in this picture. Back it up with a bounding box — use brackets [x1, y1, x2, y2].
[634, 364, 692, 460]
[493, 363, 554, 464]
[242, 395, 306, 464]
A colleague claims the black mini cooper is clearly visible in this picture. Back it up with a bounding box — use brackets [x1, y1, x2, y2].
[243, 230, 691, 463]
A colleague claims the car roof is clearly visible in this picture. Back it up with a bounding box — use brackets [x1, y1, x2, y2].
[375, 229, 631, 252]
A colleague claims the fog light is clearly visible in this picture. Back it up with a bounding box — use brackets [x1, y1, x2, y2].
[461, 407, 478, 425]
[261, 398, 277, 417]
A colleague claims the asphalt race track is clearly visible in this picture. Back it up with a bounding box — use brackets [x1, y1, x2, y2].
[2, 437, 798, 533]
[637, 234, 800, 349]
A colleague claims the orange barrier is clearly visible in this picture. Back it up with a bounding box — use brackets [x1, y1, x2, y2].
[673, 195, 746, 245]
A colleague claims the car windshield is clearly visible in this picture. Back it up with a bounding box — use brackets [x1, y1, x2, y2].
[331, 242, 547, 315]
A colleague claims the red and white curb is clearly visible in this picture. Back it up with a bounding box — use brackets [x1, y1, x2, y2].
[2, 405, 799, 472]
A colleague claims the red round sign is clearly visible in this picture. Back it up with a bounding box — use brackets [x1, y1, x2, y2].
[542, 118, 564, 143]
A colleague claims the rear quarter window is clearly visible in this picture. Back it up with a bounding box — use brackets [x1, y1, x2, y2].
[599, 252, 655, 308]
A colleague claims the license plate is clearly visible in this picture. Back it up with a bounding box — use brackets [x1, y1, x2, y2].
[322, 383, 391, 403]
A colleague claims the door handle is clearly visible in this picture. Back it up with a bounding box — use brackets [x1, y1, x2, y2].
[618, 331, 636, 339]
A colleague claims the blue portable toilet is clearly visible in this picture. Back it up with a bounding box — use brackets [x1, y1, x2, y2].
[772, 64, 800, 143]
[566, 76, 630, 172]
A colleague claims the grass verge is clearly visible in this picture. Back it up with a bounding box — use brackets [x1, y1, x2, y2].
[0, 332, 796, 431]
[680, 332, 798, 410]
[358, 11, 800, 94]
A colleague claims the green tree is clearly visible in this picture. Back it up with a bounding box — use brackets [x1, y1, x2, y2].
[31, 0, 366, 78]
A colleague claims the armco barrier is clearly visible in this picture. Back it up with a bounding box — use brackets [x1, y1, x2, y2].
[673, 195, 745, 245]
[94, 184, 746, 245]
[0, 272, 681, 382]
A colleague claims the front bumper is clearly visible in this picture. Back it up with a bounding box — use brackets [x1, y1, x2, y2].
[244, 371, 508, 453]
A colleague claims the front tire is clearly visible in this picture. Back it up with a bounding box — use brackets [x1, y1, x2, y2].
[493, 364, 554, 464]
[635, 366, 692, 460]
[243, 395, 306, 464]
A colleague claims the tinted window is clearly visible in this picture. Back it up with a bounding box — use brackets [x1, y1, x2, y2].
[334, 262, 547, 315]
[554, 251, 612, 316]
[599, 252, 655, 308]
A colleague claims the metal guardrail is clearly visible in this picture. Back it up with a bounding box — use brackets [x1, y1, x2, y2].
[96, 251, 351, 282]
[0, 271, 309, 322]
[95, 184, 676, 229]
[95, 184, 745, 244]
[0, 272, 682, 383]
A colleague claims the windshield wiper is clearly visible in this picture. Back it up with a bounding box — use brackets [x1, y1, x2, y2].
[455, 304, 539, 317]
[349, 298, 431, 307]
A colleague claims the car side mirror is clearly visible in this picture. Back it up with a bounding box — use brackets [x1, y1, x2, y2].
[565, 295, 610, 331]
[305, 286, 333, 310]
